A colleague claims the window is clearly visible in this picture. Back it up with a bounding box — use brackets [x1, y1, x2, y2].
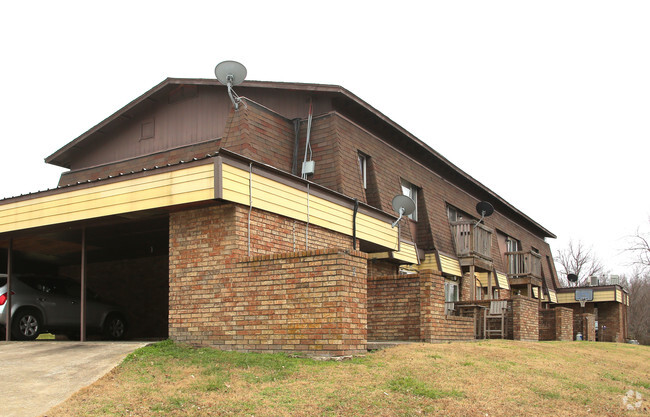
[445, 281, 459, 302]
[447, 206, 458, 222]
[400, 179, 418, 221]
[358, 153, 367, 189]
[506, 236, 521, 274]
[444, 280, 459, 315]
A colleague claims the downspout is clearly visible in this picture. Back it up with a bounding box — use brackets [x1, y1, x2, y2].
[248, 162, 253, 257]
[352, 199, 359, 250]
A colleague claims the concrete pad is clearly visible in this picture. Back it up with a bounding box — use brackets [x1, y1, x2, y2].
[0, 341, 149, 417]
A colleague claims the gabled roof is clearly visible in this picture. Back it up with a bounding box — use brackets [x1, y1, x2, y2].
[44, 78, 556, 239]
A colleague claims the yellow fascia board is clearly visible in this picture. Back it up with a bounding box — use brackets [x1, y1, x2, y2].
[0, 164, 214, 233]
[439, 254, 462, 277]
[419, 253, 439, 271]
[219, 160, 398, 251]
[496, 272, 510, 290]
[393, 242, 419, 264]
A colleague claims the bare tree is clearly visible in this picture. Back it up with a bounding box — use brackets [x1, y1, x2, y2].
[626, 271, 650, 345]
[627, 221, 650, 272]
[555, 240, 604, 287]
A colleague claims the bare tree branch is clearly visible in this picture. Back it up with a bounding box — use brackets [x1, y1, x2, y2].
[555, 239, 604, 287]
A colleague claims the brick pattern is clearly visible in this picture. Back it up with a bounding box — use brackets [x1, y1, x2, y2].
[367, 275, 420, 341]
[420, 270, 475, 342]
[368, 260, 399, 277]
[564, 303, 626, 342]
[512, 295, 539, 341]
[58, 139, 221, 186]
[597, 302, 626, 342]
[168, 203, 367, 356]
[539, 307, 573, 341]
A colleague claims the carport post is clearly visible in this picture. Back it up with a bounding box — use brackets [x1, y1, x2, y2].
[5, 238, 12, 341]
[80, 227, 87, 342]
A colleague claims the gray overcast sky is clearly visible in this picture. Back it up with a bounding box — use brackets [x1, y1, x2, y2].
[1, 1, 648, 275]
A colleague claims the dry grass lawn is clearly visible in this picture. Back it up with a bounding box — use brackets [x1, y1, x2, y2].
[45, 339, 650, 417]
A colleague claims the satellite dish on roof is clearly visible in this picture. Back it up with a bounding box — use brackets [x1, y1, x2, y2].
[214, 60, 247, 110]
[391, 195, 415, 228]
[567, 273, 578, 283]
[474, 201, 494, 228]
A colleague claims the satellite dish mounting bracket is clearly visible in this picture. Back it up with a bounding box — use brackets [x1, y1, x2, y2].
[215, 60, 247, 110]
[391, 195, 416, 228]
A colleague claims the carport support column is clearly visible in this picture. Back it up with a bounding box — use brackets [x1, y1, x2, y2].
[5, 238, 12, 341]
[80, 227, 87, 342]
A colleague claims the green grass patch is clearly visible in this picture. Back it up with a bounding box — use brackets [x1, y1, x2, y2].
[387, 376, 464, 399]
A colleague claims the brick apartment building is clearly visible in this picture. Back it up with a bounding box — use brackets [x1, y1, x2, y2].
[0, 77, 628, 354]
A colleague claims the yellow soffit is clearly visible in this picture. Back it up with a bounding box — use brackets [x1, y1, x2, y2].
[496, 272, 509, 290]
[367, 241, 419, 264]
[1, 152, 400, 253]
[0, 162, 215, 234]
[439, 254, 462, 277]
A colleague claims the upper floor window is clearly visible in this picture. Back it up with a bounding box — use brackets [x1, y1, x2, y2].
[401, 179, 418, 221]
[358, 152, 367, 190]
[447, 205, 467, 223]
[506, 236, 520, 252]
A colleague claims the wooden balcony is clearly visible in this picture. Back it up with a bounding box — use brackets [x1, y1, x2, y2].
[505, 251, 542, 279]
[450, 220, 493, 263]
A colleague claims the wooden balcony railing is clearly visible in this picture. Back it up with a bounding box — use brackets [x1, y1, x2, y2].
[505, 251, 542, 278]
[450, 220, 493, 260]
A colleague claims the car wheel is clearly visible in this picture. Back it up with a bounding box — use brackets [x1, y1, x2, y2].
[12, 309, 42, 341]
[103, 313, 127, 340]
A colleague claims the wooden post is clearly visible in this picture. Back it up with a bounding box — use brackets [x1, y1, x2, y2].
[80, 227, 87, 342]
[470, 264, 476, 301]
[487, 270, 493, 300]
[5, 238, 12, 341]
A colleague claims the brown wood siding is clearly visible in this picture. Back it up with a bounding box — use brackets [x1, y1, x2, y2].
[68, 87, 337, 172]
[308, 112, 558, 289]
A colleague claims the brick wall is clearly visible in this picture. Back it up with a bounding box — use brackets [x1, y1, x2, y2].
[368, 259, 399, 277]
[168, 203, 367, 356]
[598, 302, 625, 343]
[367, 275, 420, 341]
[539, 307, 573, 341]
[512, 295, 539, 341]
[564, 302, 625, 342]
[420, 270, 475, 342]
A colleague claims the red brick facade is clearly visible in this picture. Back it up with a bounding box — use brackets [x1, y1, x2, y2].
[168, 203, 367, 356]
[564, 302, 626, 343]
[512, 296, 539, 341]
[367, 275, 421, 341]
[420, 270, 475, 342]
[34, 79, 616, 352]
[539, 307, 573, 341]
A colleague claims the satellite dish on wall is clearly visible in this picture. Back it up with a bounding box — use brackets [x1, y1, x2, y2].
[474, 201, 494, 228]
[567, 273, 578, 283]
[214, 60, 247, 110]
[391, 195, 415, 228]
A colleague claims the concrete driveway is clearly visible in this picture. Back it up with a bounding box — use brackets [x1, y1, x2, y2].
[0, 341, 149, 417]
